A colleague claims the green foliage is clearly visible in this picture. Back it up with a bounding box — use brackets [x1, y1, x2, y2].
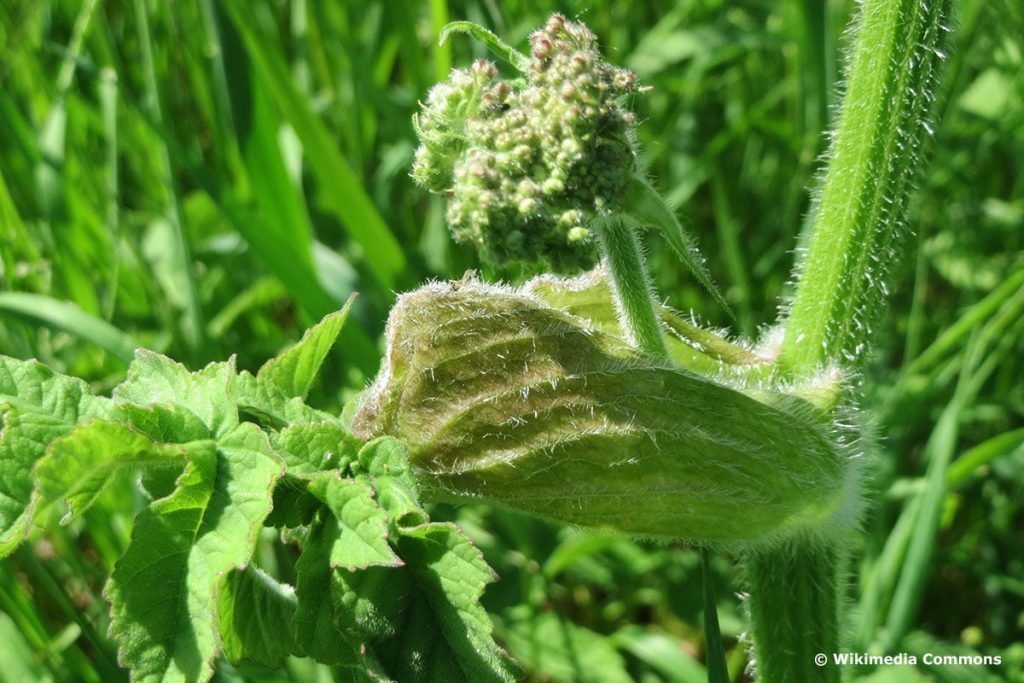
[0, 313, 516, 682]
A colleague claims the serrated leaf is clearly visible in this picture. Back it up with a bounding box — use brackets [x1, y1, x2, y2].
[111, 404, 212, 500]
[272, 422, 359, 479]
[113, 403, 211, 443]
[114, 350, 238, 437]
[0, 356, 110, 555]
[503, 612, 632, 683]
[33, 420, 202, 523]
[217, 566, 298, 669]
[235, 371, 336, 430]
[357, 436, 413, 480]
[355, 438, 428, 530]
[370, 476, 429, 531]
[105, 423, 283, 683]
[383, 523, 519, 683]
[308, 474, 401, 570]
[257, 298, 353, 399]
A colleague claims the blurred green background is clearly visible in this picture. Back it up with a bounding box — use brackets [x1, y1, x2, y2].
[1, 0, 1022, 681]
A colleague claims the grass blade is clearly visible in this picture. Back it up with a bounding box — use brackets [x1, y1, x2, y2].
[221, 0, 408, 292]
[0, 293, 137, 363]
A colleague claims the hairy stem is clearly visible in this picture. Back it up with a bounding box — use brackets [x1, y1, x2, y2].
[778, 0, 951, 375]
[594, 218, 668, 359]
[749, 0, 951, 680]
[746, 541, 842, 683]
[593, 217, 731, 678]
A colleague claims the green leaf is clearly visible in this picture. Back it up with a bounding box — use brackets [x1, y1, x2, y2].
[308, 474, 401, 571]
[257, 299, 354, 399]
[503, 611, 632, 683]
[272, 422, 359, 479]
[356, 438, 429, 529]
[438, 21, 530, 73]
[114, 350, 238, 437]
[292, 516, 362, 665]
[264, 476, 321, 528]
[234, 371, 336, 430]
[105, 423, 283, 683]
[622, 175, 731, 315]
[0, 356, 109, 555]
[332, 565, 411, 642]
[33, 419, 201, 523]
[384, 523, 519, 683]
[217, 566, 298, 669]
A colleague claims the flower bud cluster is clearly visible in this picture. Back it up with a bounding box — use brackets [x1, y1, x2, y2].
[412, 15, 639, 272]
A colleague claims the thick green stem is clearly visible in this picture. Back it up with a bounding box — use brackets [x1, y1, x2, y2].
[594, 218, 668, 359]
[747, 541, 842, 683]
[778, 0, 951, 375]
[749, 0, 951, 680]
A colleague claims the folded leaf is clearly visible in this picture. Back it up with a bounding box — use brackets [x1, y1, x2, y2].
[105, 423, 283, 683]
[33, 419, 204, 523]
[354, 281, 848, 544]
[379, 523, 521, 683]
[307, 473, 402, 570]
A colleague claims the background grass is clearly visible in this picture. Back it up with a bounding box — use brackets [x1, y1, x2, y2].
[1, 0, 1022, 681]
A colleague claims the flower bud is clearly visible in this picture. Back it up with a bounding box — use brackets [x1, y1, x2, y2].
[353, 280, 850, 545]
[410, 15, 641, 273]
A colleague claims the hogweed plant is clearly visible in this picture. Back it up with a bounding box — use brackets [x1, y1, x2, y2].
[0, 1, 951, 681]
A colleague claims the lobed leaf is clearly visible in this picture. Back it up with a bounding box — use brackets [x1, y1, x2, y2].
[272, 422, 359, 479]
[105, 423, 283, 683]
[114, 350, 238, 437]
[292, 514, 363, 666]
[33, 419, 202, 523]
[307, 473, 401, 571]
[234, 370, 336, 430]
[380, 522, 520, 683]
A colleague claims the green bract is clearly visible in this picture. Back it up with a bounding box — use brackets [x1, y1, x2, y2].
[412, 14, 639, 272]
[353, 276, 850, 545]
